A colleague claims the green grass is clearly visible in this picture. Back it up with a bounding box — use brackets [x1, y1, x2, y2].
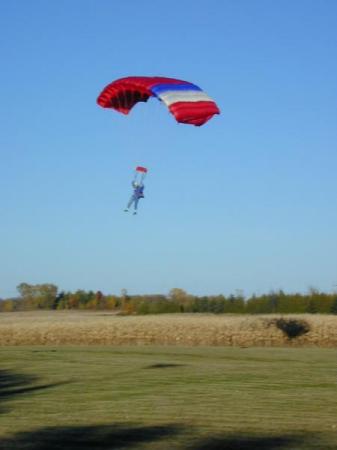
[0, 346, 336, 449]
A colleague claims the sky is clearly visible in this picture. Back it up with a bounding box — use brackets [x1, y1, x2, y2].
[1, 0, 337, 298]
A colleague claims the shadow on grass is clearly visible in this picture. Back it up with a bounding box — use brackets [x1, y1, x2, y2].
[0, 427, 330, 450]
[0, 369, 71, 414]
[189, 434, 301, 450]
[0, 423, 182, 450]
[144, 363, 186, 369]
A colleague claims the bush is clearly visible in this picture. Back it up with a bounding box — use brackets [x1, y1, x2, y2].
[273, 318, 311, 339]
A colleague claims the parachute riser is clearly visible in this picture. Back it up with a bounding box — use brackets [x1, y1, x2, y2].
[133, 172, 146, 184]
[134, 166, 148, 184]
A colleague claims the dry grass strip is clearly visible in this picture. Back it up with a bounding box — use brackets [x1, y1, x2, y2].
[0, 312, 336, 347]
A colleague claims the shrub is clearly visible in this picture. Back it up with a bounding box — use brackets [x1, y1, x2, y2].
[273, 318, 311, 339]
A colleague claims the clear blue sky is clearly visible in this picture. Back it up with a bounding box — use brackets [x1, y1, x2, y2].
[1, 0, 337, 298]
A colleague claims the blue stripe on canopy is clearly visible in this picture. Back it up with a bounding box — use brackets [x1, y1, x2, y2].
[151, 83, 202, 95]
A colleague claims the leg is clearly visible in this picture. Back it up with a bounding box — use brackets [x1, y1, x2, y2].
[133, 197, 140, 214]
[126, 195, 135, 210]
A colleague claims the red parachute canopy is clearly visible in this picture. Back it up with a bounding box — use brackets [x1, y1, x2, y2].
[136, 166, 147, 173]
[97, 76, 220, 126]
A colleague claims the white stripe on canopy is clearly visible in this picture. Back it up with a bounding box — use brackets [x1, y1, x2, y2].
[157, 90, 213, 106]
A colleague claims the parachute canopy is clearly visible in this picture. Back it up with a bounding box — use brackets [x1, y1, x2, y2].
[136, 166, 147, 173]
[97, 76, 220, 126]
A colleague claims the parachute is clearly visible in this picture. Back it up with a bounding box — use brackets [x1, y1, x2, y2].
[97, 76, 220, 126]
[134, 166, 147, 184]
[124, 166, 147, 214]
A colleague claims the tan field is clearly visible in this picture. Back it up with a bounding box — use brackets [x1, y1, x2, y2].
[0, 311, 336, 346]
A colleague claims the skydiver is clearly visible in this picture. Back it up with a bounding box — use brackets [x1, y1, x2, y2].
[124, 181, 145, 215]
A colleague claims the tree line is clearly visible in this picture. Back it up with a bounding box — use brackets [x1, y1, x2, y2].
[1, 283, 337, 314]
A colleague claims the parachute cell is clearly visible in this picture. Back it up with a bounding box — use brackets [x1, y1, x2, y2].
[97, 76, 220, 126]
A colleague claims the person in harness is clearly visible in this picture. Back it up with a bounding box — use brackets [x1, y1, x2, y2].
[124, 181, 145, 215]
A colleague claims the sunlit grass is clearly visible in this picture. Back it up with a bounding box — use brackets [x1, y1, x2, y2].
[1, 346, 337, 449]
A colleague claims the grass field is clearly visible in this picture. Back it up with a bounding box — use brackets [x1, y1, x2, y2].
[1, 345, 336, 449]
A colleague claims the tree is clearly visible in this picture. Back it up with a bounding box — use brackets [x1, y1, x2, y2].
[168, 288, 188, 301]
[54, 291, 65, 309]
[0, 300, 15, 312]
[17, 283, 58, 309]
[331, 297, 337, 315]
[168, 288, 195, 312]
[95, 291, 103, 302]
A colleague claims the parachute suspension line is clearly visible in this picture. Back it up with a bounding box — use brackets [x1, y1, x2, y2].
[133, 169, 146, 185]
[134, 166, 148, 185]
